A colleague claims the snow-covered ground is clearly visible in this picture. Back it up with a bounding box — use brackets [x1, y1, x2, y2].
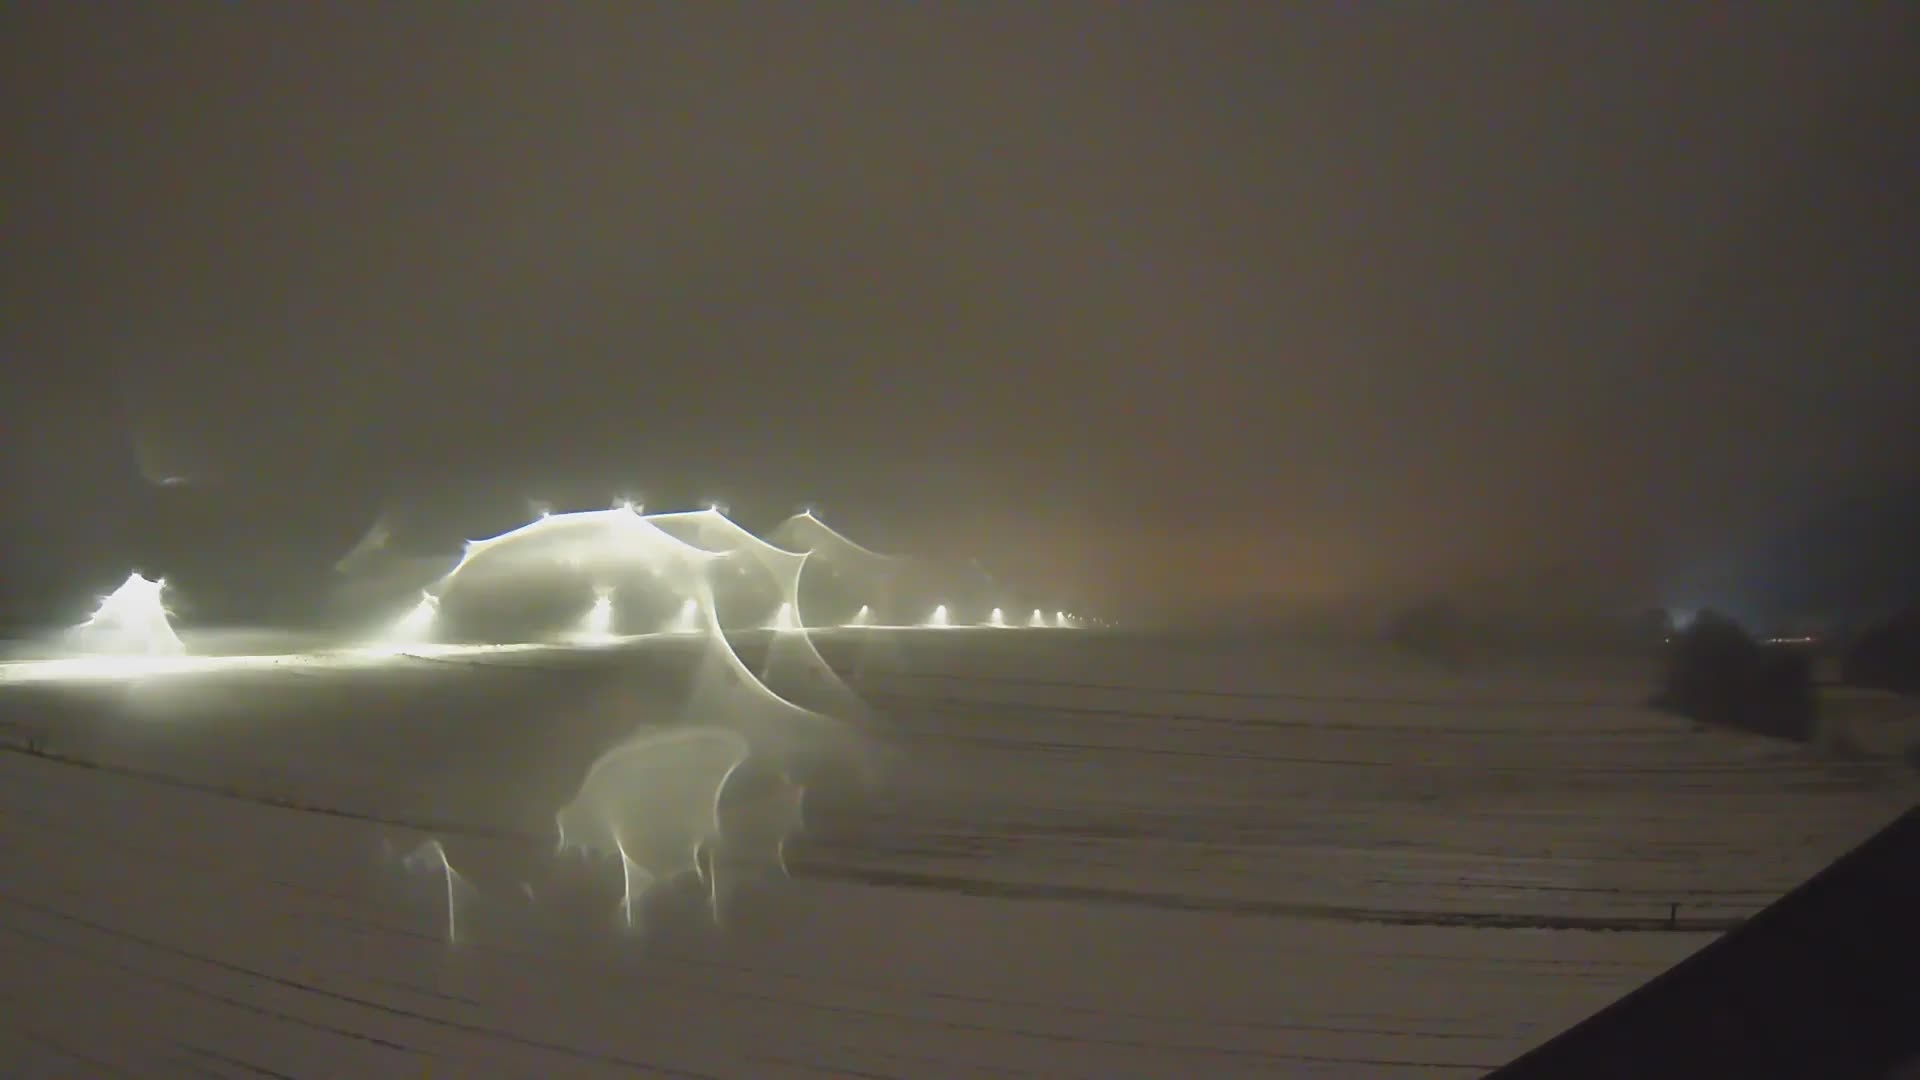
[2, 632, 1914, 1077]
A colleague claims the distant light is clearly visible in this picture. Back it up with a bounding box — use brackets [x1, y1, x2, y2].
[392, 592, 439, 640]
[574, 587, 616, 643]
[358, 591, 439, 654]
[1029, 608, 1047, 628]
[769, 601, 801, 632]
[667, 598, 701, 635]
[988, 607, 1006, 627]
[845, 604, 873, 628]
[926, 604, 950, 628]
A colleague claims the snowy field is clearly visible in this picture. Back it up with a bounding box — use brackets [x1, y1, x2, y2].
[2, 631, 1915, 1078]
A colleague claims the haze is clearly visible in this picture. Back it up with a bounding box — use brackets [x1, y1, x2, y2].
[5, 4, 1917, 624]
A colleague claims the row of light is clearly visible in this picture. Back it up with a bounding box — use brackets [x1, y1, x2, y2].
[379, 588, 1085, 654]
[417, 503, 1102, 641]
[1, 577, 1096, 687]
[870, 604, 1074, 630]
[77, 571, 1090, 658]
[407, 595, 1081, 643]
[57, 490, 1105, 664]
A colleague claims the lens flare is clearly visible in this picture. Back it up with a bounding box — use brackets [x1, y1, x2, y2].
[554, 727, 750, 929]
[401, 839, 477, 945]
[13, 504, 1109, 953]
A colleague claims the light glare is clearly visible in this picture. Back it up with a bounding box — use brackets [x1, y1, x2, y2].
[769, 601, 801, 632]
[574, 587, 617, 643]
[73, 573, 184, 656]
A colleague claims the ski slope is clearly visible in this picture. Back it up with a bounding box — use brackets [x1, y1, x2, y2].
[2, 632, 1913, 1077]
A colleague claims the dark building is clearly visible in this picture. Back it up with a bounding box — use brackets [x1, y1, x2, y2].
[1491, 807, 1920, 1079]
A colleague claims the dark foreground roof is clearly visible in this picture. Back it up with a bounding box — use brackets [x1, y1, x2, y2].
[1489, 806, 1920, 1080]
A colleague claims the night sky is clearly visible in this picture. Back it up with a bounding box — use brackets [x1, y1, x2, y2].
[5, 5, 1917, 623]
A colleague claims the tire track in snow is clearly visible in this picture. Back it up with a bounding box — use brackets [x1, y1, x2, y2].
[0, 892, 723, 1078]
[866, 669, 1632, 711]
[890, 723, 1813, 776]
[0, 921, 422, 1057]
[1, 743, 1747, 933]
[870, 689, 1677, 738]
[792, 863, 1747, 933]
[7, 780, 1517, 1071]
[3, 741, 1765, 934]
[174, 1040, 300, 1080]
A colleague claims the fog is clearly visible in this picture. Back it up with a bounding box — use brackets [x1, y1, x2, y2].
[5, 5, 1917, 627]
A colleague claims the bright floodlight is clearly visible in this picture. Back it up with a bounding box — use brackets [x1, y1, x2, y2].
[768, 601, 802, 632]
[844, 604, 872, 628]
[988, 607, 1006, 627]
[926, 604, 950, 628]
[667, 598, 701, 635]
[575, 587, 617, 643]
[1054, 610, 1069, 628]
[73, 572, 184, 656]
[1029, 608, 1046, 628]
[385, 592, 439, 645]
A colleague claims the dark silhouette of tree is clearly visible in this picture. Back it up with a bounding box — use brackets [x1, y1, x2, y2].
[1651, 609, 1817, 741]
[1841, 607, 1920, 695]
